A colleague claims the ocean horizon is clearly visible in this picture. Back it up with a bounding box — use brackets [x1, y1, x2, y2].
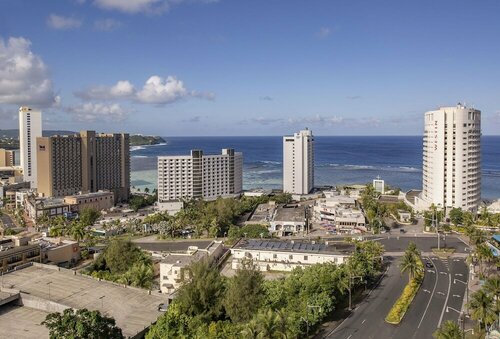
[130, 135, 500, 201]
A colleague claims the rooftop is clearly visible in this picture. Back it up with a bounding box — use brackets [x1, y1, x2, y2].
[133, 239, 214, 253]
[0, 264, 165, 338]
[234, 239, 354, 255]
[273, 205, 305, 222]
[64, 190, 113, 199]
[161, 251, 206, 266]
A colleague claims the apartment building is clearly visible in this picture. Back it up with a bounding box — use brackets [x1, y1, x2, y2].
[157, 148, 243, 202]
[0, 237, 41, 273]
[37, 131, 130, 202]
[416, 104, 481, 212]
[0, 149, 15, 167]
[283, 129, 314, 195]
[19, 106, 42, 189]
[231, 239, 353, 272]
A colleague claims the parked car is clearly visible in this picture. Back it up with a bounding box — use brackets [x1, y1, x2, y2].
[425, 262, 434, 268]
[399, 229, 406, 233]
[158, 303, 169, 312]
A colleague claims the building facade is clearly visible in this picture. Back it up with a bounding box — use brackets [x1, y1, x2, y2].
[231, 239, 352, 272]
[157, 149, 243, 202]
[283, 129, 314, 194]
[0, 149, 15, 167]
[36, 131, 130, 202]
[19, 107, 42, 189]
[416, 104, 481, 212]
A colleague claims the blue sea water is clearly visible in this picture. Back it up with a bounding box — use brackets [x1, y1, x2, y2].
[130, 136, 500, 200]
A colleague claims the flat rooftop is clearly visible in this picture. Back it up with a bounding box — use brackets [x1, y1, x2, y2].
[133, 239, 213, 253]
[0, 264, 165, 338]
[0, 305, 49, 339]
[273, 205, 305, 222]
[234, 239, 354, 255]
[248, 203, 275, 223]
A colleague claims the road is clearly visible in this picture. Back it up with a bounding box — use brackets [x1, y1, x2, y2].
[0, 213, 16, 229]
[324, 236, 468, 339]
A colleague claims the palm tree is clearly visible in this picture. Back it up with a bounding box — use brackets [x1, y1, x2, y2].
[69, 223, 86, 242]
[475, 243, 493, 277]
[274, 308, 293, 339]
[467, 289, 497, 329]
[400, 250, 419, 282]
[48, 226, 64, 237]
[129, 262, 154, 289]
[433, 320, 463, 339]
[484, 276, 500, 327]
[240, 319, 259, 339]
[407, 241, 421, 258]
[257, 309, 278, 338]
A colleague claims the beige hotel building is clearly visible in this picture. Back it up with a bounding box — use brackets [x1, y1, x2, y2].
[36, 131, 130, 202]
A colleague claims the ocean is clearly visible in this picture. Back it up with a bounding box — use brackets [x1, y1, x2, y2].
[130, 136, 500, 200]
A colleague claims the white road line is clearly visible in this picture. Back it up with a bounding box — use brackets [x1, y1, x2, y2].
[455, 273, 463, 277]
[362, 319, 366, 324]
[347, 334, 352, 339]
[437, 292, 445, 296]
[438, 272, 452, 327]
[440, 272, 448, 275]
[453, 294, 461, 298]
[418, 257, 439, 329]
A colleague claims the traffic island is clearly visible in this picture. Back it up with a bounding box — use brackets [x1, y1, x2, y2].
[385, 259, 424, 325]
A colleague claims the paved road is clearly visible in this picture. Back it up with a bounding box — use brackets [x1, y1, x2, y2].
[0, 213, 16, 229]
[324, 240, 468, 339]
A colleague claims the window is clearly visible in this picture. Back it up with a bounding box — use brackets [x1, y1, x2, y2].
[304, 255, 308, 261]
[273, 254, 277, 259]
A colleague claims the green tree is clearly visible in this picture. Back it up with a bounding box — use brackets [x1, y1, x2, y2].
[68, 223, 87, 242]
[256, 309, 278, 338]
[42, 308, 123, 339]
[433, 320, 463, 339]
[224, 259, 264, 323]
[129, 262, 154, 289]
[92, 239, 151, 275]
[484, 276, 500, 315]
[79, 207, 101, 226]
[467, 289, 497, 329]
[449, 208, 463, 226]
[175, 259, 225, 322]
[146, 303, 193, 339]
[240, 319, 259, 339]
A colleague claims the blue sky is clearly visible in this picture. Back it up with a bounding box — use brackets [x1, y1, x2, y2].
[1, 0, 500, 135]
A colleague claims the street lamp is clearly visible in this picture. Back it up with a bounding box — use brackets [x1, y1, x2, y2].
[348, 272, 363, 311]
[99, 295, 105, 309]
[46, 281, 53, 300]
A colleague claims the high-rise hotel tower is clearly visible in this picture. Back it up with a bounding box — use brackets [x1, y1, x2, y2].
[37, 131, 130, 202]
[417, 104, 481, 212]
[19, 106, 42, 189]
[283, 128, 314, 195]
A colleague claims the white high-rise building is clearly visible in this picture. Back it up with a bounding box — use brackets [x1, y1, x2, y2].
[283, 128, 314, 195]
[416, 104, 481, 212]
[19, 106, 42, 189]
[157, 148, 243, 202]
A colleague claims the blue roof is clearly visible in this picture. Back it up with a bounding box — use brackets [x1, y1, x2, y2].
[493, 234, 500, 243]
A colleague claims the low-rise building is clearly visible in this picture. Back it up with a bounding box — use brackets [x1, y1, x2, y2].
[38, 238, 81, 267]
[244, 202, 276, 226]
[159, 241, 223, 294]
[269, 204, 307, 236]
[64, 191, 115, 212]
[25, 196, 71, 220]
[335, 209, 366, 232]
[231, 239, 353, 272]
[0, 236, 41, 273]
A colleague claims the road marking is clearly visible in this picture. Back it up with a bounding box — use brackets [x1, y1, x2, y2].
[347, 335, 352, 339]
[362, 319, 366, 324]
[427, 270, 435, 273]
[440, 272, 448, 275]
[437, 292, 445, 296]
[453, 294, 461, 298]
[423, 289, 431, 293]
[438, 272, 452, 327]
[418, 257, 439, 329]
[453, 259, 462, 262]
[455, 273, 463, 277]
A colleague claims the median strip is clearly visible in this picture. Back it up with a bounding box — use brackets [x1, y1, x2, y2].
[385, 258, 424, 325]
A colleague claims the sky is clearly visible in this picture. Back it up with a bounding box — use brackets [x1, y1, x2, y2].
[1, 0, 500, 136]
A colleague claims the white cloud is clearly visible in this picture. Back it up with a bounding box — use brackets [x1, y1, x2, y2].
[93, 0, 219, 14]
[47, 14, 82, 30]
[66, 102, 129, 122]
[137, 76, 187, 104]
[75, 76, 213, 105]
[317, 27, 331, 38]
[94, 18, 122, 31]
[0, 36, 59, 107]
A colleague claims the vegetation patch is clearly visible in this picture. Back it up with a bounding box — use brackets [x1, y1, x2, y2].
[385, 243, 424, 325]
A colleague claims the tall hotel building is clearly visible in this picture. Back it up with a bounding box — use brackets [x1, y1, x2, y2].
[157, 149, 243, 202]
[37, 131, 130, 202]
[417, 104, 481, 212]
[283, 129, 314, 195]
[19, 106, 42, 188]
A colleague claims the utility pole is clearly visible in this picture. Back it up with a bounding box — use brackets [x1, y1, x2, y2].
[434, 210, 440, 250]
